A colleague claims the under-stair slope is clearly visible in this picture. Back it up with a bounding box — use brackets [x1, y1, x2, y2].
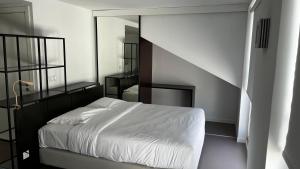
[152, 44, 240, 123]
[141, 13, 247, 88]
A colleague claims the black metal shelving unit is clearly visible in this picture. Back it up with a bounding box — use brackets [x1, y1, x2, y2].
[0, 34, 99, 169]
[0, 34, 67, 169]
[124, 43, 138, 74]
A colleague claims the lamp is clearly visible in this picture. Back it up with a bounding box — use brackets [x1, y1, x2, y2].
[13, 80, 34, 109]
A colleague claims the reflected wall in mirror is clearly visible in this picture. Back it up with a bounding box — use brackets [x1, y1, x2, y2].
[97, 15, 140, 102]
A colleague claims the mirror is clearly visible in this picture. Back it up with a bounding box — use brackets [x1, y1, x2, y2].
[97, 15, 140, 102]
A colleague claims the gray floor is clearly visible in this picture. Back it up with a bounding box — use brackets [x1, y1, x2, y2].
[198, 135, 246, 169]
[199, 122, 246, 169]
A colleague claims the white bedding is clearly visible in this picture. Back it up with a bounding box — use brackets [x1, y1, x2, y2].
[39, 99, 205, 169]
[122, 85, 139, 102]
[124, 85, 139, 94]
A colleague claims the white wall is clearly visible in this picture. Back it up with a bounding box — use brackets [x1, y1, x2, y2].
[97, 17, 138, 84]
[237, 10, 254, 143]
[283, 38, 300, 169]
[27, 0, 96, 86]
[141, 12, 247, 87]
[266, 0, 300, 168]
[125, 26, 139, 43]
[65, 0, 250, 11]
[152, 45, 240, 123]
[151, 88, 192, 107]
[245, 0, 293, 168]
[237, 90, 251, 143]
[0, 0, 95, 139]
[0, 2, 33, 132]
[246, 0, 300, 168]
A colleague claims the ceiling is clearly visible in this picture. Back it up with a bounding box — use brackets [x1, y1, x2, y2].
[60, 0, 251, 10]
[117, 15, 139, 23]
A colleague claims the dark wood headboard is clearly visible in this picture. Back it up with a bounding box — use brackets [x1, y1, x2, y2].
[14, 84, 103, 169]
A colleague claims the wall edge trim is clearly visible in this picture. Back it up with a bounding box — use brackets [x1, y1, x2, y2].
[93, 3, 249, 16]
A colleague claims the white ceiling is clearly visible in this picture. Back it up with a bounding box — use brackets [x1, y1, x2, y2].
[60, 0, 251, 10]
[117, 15, 139, 23]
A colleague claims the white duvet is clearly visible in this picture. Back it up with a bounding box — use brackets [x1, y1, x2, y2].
[39, 100, 205, 169]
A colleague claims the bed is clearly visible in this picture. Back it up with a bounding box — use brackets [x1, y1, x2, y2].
[122, 84, 139, 102]
[38, 97, 205, 169]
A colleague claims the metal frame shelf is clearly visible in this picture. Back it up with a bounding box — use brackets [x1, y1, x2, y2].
[124, 43, 138, 74]
[0, 34, 67, 169]
[0, 64, 64, 73]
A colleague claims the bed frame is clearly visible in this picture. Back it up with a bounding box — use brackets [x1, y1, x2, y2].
[39, 148, 155, 169]
[14, 84, 165, 169]
[14, 84, 103, 169]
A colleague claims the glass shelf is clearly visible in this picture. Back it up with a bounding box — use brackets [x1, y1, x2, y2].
[0, 82, 98, 108]
[53, 81, 98, 93]
[0, 64, 64, 73]
[0, 90, 64, 108]
[0, 33, 67, 169]
[124, 58, 136, 59]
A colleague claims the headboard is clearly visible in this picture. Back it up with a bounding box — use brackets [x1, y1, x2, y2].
[14, 84, 103, 169]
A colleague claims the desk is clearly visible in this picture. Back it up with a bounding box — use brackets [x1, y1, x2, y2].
[105, 73, 138, 99]
[140, 83, 195, 107]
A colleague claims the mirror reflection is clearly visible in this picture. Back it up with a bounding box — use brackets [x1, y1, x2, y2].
[98, 16, 139, 102]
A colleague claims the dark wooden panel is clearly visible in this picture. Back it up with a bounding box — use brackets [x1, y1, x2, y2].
[46, 94, 72, 121]
[14, 85, 103, 169]
[141, 83, 195, 107]
[70, 85, 103, 109]
[139, 38, 153, 103]
[14, 102, 46, 169]
[105, 74, 138, 99]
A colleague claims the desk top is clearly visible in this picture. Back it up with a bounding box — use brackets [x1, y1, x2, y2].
[141, 83, 195, 91]
[106, 73, 138, 79]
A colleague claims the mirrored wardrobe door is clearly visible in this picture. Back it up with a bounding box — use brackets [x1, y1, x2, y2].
[96, 15, 140, 102]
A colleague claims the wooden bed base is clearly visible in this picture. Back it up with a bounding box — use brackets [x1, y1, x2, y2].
[39, 148, 159, 169]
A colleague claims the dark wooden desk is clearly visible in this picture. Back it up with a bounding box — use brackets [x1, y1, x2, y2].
[105, 73, 138, 99]
[140, 83, 195, 107]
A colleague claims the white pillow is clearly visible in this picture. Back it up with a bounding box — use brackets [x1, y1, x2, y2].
[48, 107, 106, 125]
[86, 97, 125, 108]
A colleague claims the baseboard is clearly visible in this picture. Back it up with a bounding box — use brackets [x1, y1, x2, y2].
[237, 137, 247, 143]
[206, 117, 236, 124]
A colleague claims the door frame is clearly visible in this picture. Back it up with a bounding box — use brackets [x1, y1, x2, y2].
[0, 1, 39, 90]
[0, 1, 34, 35]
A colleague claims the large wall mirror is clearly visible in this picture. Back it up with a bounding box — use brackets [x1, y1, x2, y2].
[96, 15, 140, 102]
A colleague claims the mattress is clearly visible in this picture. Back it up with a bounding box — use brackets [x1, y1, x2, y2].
[39, 99, 205, 169]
